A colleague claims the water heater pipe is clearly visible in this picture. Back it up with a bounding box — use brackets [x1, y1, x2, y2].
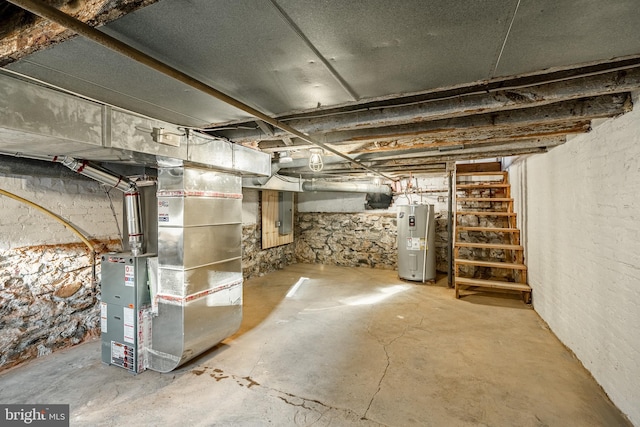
[423, 207, 430, 283]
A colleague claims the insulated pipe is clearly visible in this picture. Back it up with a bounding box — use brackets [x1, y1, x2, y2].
[302, 180, 392, 195]
[8, 0, 394, 182]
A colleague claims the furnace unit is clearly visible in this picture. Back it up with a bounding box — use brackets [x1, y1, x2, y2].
[397, 204, 436, 282]
[100, 254, 152, 373]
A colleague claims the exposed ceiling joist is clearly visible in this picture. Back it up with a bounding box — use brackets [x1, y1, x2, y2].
[218, 70, 640, 143]
[233, 93, 630, 146]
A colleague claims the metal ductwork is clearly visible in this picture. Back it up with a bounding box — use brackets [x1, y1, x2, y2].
[0, 68, 272, 373]
[302, 180, 392, 196]
[149, 166, 243, 372]
[0, 71, 271, 176]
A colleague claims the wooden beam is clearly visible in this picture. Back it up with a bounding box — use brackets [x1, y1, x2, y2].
[255, 118, 589, 154]
[0, 0, 160, 66]
[281, 69, 640, 133]
[218, 68, 640, 144]
[228, 92, 631, 145]
[319, 93, 629, 145]
[346, 121, 589, 154]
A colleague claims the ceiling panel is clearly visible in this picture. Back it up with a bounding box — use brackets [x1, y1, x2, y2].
[276, 0, 518, 98]
[495, 0, 640, 77]
[7, 38, 251, 128]
[100, 0, 356, 115]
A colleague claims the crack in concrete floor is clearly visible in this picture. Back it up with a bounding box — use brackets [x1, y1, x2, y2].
[190, 365, 388, 426]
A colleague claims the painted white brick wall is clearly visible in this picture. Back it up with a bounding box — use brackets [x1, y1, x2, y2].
[508, 95, 640, 426]
[0, 174, 123, 250]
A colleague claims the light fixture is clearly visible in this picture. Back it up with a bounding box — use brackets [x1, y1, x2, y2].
[308, 148, 324, 172]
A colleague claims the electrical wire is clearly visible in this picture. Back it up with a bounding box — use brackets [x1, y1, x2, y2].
[102, 184, 124, 250]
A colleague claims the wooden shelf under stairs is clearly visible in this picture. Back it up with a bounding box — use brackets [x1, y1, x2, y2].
[454, 164, 531, 303]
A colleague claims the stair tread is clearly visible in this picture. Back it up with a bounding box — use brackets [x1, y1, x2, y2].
[455, 277, 531, 291]
[457, 183, 510, 189]
[455, 258, 527, 269]
[456, 171, 507, 177]
[457, 197, 513, 202]
[455, 242, 523, 250]
[456, 211, 516, 216]
[457, 226, 520, 233]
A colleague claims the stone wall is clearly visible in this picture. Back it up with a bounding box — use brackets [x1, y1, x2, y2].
[242, 223, 295, 279]
[0, 240, 120, 371]
[241, 188, 296, 279]
[295, 211, 449, 272]
[456, 191, 516, 280]
[0, 172, 124, 371]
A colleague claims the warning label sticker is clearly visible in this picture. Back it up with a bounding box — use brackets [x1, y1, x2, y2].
[111, 341, 134, 371]
[124, 265, 135, 287]
[100, 302, 108, 333]
[406, 237, 426, 251]
[123, 307, 135, 344]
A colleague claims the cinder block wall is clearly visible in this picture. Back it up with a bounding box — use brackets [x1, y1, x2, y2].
[507, 95, 640, 425]
[0, 174, 122, 370]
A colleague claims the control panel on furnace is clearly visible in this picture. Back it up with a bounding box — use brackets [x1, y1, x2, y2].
[409, 215, 416, 229]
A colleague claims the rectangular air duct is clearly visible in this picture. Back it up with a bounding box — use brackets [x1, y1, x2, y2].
[149, 166, 243, 372]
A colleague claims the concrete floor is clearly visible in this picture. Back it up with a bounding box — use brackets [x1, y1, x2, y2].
[0, 264, 630, 426]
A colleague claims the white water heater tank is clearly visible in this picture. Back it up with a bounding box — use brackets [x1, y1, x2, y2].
[397, 204, 436, 282]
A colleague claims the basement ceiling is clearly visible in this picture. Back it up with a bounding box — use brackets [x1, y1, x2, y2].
[1, 0, 640, 179]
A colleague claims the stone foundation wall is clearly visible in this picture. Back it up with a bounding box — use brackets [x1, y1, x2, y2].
[295, 211, 449, 271]
[456, 189, 516, 279]
[242, 225, 295, 280]
[0, 240, 120, 371]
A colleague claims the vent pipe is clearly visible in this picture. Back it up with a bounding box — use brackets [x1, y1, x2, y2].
[60, 156, 145, 256]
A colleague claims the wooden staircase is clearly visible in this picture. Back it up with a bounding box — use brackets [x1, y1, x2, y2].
[454, 165, 531, 303]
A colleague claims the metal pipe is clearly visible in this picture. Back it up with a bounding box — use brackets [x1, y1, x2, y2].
[124, 190, 143, 256]
[61, 157, 133, 192]
[59, 156, 144, 255]
[7, 0, 394, 182]
[302, 180, 392, 195]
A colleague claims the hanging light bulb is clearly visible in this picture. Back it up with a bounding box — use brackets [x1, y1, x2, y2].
[308, 148, 324, 172]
